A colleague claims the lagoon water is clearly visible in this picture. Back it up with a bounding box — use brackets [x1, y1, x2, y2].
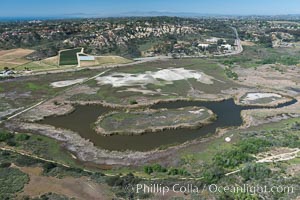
[41, 99, 296, 151]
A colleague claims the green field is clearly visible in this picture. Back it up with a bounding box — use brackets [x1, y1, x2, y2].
[59, 48, 82, 66]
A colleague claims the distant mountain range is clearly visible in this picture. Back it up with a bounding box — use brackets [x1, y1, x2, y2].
[114, 11, 217, 17]
[2, 12, 300, 21]
[67, 11, 300, 19]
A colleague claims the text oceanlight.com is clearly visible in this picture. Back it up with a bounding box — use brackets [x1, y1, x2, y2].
[131, 183, 295, 196]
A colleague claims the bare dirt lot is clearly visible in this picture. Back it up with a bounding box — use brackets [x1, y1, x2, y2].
[234, 64, 300, 92]
[241, 41, 255, 46]
[80, 56, 132, 67]
[17, 166, 114, 200]
[0, 48, 34, 69]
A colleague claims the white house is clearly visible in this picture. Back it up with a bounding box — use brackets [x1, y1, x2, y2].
[198, 43, 210, 48]
[206, 37, 219, 43]
[0, 70, 15, 77]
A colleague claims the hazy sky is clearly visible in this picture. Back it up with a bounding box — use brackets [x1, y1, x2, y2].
[1, 0, 300, 17]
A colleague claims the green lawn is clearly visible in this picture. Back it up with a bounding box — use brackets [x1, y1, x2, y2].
[59, 48, 82, 66]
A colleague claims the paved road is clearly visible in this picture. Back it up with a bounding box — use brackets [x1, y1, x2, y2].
[213, 27, 243, 57]
[136, 27, 243, 61]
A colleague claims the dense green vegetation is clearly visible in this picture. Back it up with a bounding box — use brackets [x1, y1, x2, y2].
[0, 129, 77, 167]
[0, 131, 14, 142]
[258, 54, 300, 65]
[143, 164, 189, 176]
[0, 167, 29, 199]
[59, 48, 81, 65]
[203, 119, 300, 198]
[224, 67, 238, 80]
[212, 125, 300, 169]
[213, 147, 255, 169]
[26, 82, 50, 91]
[144, 164, 167, 174]
[240, 163, 272, 181]
[105, 173, 151, 199]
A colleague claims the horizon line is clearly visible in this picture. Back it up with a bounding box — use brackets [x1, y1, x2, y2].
[1, 12, 300, 20]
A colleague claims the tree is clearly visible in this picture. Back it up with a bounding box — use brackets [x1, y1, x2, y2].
[144, 166, 153, 174]
[213, 148, 254, 169]
[202, 165, 225, 184]
[0, 131, 14, 142]
[15, 134, 30, 141]
[258, 36, 273, 48]
[240, 163, 271, 181]
[42, 162, 57, 173]
[217, 39, 224, 46]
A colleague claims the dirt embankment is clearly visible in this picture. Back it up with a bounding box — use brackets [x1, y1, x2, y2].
[234, 91, 294, 107]
[6, 94, 299, 167]
[240, 96, 300, 128]
[222, 87, 296, 108]
[20, 85, 97, 122]
[94, 107, 216, 136]
[5, 120, 193, 166]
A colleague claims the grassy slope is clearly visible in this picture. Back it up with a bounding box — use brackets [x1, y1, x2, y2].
[0, 49, 34, 70]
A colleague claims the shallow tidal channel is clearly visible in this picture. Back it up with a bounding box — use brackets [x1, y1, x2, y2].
[41, 99, 297, 151]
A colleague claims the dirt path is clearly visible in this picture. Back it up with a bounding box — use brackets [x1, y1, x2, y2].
[0, 69, 110, 124]
[225, 148, 300, 176]
[0, 146, 204, 181]
[4, 100, 46, 121]
[0, 146, 87, 171]
[256, 148, 300, 163]
[3, 145, 298, 184]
